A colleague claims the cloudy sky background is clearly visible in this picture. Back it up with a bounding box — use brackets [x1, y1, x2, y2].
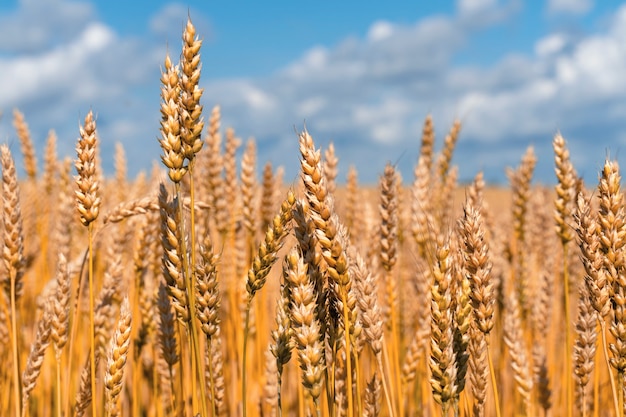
[1, 0, 625, 184]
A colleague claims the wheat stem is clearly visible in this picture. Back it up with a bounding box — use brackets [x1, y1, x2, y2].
[563, 245, 573, 417]
[10, 273, 20, 417]
[600, 320, 621, 417]
[88, 223, 97, 417]
[487, 342, 501, 417]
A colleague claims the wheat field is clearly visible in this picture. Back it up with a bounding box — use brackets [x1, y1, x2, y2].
[0, 17, 623, 417]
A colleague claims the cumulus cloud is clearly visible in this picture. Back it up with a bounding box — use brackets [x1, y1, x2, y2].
[456, 0, 521, 28]
[201, 2, 626, 184]
[1, 0, 625, 185]
[548, 0, 594, 15]
[0, 0, 176, 174]
[0, 0, 94, 53]
[458, 0, 499, 16]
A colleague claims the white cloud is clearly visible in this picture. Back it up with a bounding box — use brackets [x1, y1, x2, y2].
[0, 23, 116, 108]
[201, 3, 626, 183]
[548, 0, 594, 15]
[1, 0, 626, 185]
[457, 0, 498, 16]
[0, 0, 167, 176]
[535, 33, 568, 57]
[456, 0, 521, 28]
[0, 0, 94, 52]
[367, 21, 394, 42]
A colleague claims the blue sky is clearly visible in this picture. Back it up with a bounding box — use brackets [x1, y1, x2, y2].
[1, 0, 626, 184]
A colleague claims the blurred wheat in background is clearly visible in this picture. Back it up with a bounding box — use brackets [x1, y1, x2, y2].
[2, 16, 626, 417]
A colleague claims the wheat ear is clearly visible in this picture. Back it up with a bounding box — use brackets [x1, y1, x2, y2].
[21, 305, 52, 417]
[243, 190, 295, 417]
[429, 237, 457, 414]
[12, 109, 38, 181]
[104, 297, 132, 417]
[2, 144, 25, 417]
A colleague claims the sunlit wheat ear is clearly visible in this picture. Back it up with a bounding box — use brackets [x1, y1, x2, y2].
[429, 237, 457, 413]
[195, 236, 221, 339]
[260, 162, 276, 231]
[574, 285, 597, 416]
[242, 190, 296, 417]
[1, 144, 25, 298]
[436, 119, 461, 182]
[245, 190, 296, 299]
[299, 127, 357, 416]
[75, 110, 101, 226]
[453, 247, 471, 400]
[553, 133, 577, 245]
[504, 294, 533, 414]
[284, 249, 325, 403]
[458, 198, 494, 336]
[324, 141, 338, 195]
[379, 162, 398, 273]
[12, 109, 37, 181]
[158, 53, 186, 183]
[22, 305, 52, 415]
[262, 347, 279, 415]
[411, 153, 433, 257]
[216, 128, 241, 236]
[157, 282, 179, 370]
[2, 144, 25, 417]
[364, 373, 382, 417]
[508, 145, 536, 319]
[269, 280, 293, 410]
[597, 160, 626, 399]
[105, 297, 132, 417]
[179, 17, 204, 161]
[575, 192, 611, 318]
[345, 165, 358, 232]
[420, 114, 435, 172]
[351, 252, 383, 358]
[158, 183, 189, 322]
[74, 352, 99, 417]
[54, 158, 74, 263]
[43, 129, 58, 195]
[205, 105, 223, 218]
[597, 159, 626, 289]
[241, 139, 258, 235]
[468, 325, 488, 417]
[51, 253, 71, 358]
[114, 142, 127, 204]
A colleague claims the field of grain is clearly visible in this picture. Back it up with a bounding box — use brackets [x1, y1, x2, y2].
[1, 17, 623, 417]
